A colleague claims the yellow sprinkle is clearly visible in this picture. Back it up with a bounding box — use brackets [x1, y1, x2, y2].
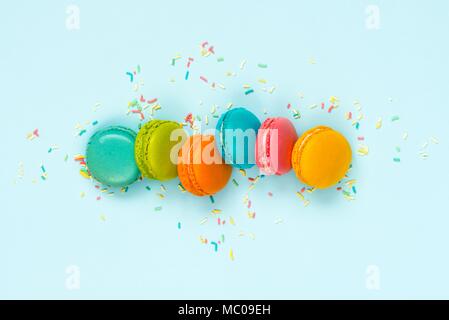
[243, 84, 251, 89]
[357, 145, 369, 156]
[296, 192, 305, 200]
[79, 170, 91, 179]
[211, 209, 222, 214]
[239, 169, 247, 177]
[80, 192, 85, 198]
[375, 118, 382, 129]
[157, 193, 165, 199]
[229, 248, 235, 261]
[329, 96, 339, 104]
[230, 216, 236, 226]
[258, 79, 267, 84]
[248, 233, 256, 240]
[345, 179, 357, 186]
[247, 211, 256, 219]
[100, 214, 107, 222]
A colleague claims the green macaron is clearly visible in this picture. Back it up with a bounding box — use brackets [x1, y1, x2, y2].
[134, 120, 187, 181]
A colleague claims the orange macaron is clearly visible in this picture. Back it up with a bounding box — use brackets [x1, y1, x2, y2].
[178, 135, 232, 196]
[291, 126, 352, 189]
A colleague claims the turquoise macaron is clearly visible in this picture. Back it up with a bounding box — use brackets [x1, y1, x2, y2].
[215, 107, 261, 169]
[86, 126, 141, 187]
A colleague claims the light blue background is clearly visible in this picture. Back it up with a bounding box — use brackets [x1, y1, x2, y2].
[1, 0, 448, 299]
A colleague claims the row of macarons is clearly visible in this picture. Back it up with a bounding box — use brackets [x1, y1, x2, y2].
[85, 107, 352, 196]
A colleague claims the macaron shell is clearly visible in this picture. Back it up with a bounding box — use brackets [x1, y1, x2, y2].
[86, 126, 140, 187]
[256, 117, 298, 175]
[147, 121, 186, 181]
[178, 135, 232, 196]
[135, 120, 186, 181]
[216, 107, 261, 169]
[293, 126, 352, 189]
[177, 136, 207, 196]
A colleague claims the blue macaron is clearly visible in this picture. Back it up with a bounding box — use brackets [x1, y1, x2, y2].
[215, 107, 261, 169]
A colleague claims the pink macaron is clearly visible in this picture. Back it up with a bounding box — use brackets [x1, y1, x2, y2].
[255, 117, 298, 175]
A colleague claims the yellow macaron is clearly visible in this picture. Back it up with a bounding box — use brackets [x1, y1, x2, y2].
[291, 126, 352, 189]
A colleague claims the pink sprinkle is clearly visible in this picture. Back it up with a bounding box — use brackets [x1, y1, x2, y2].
[33, 129, 39, 137]
[357, 136, 365, 141]
[184, 113, 193, 125]
[348, 112, 352, 120]
[301, 187, 306, 193]
[247, 200, 252, 209]
[287, 103, 291, 109]
[328, 105, 334, 113]
[268, 192, 273, 197]
[321, 102, 325, 109]
[131, 110, 145, 120]
[187, 57, 194, 68]
[208, 46, 215, 54]
[147, 98, 158, 104]
[201, 41, 208, 48]
[200, 76, 208, 83]
[217, 218, 221, 225]
[96, 196, 101, 201]
[140, 95, 146, 102]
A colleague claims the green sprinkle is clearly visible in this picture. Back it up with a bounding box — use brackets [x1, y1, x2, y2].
[177, 222, 181, 230]
[257, 63, 268, 68]
[171, 58, 176, 66]
[185, 70, 189, 80]
[64, 154, 68, 162]
[395, 146, 401, 152]
[137, 65, 141, 73]
[92, 121, 99, 126]
[393, 157, 401, 163]
[154, 206, 162, 211]
[391, 115, 400, 122]
[221, 234, 225, 243]
[145, 186, 152, 191]
[232, 179, 239, 187]
[355, 122, 360, 130]
[41, 165, 46, 173]
[79, 129, 87, 136]
[352, 186, 357, 194]
[217, 57, 224, 62]
[244, 89, 254, 95]
[209, 195, 215, 204]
